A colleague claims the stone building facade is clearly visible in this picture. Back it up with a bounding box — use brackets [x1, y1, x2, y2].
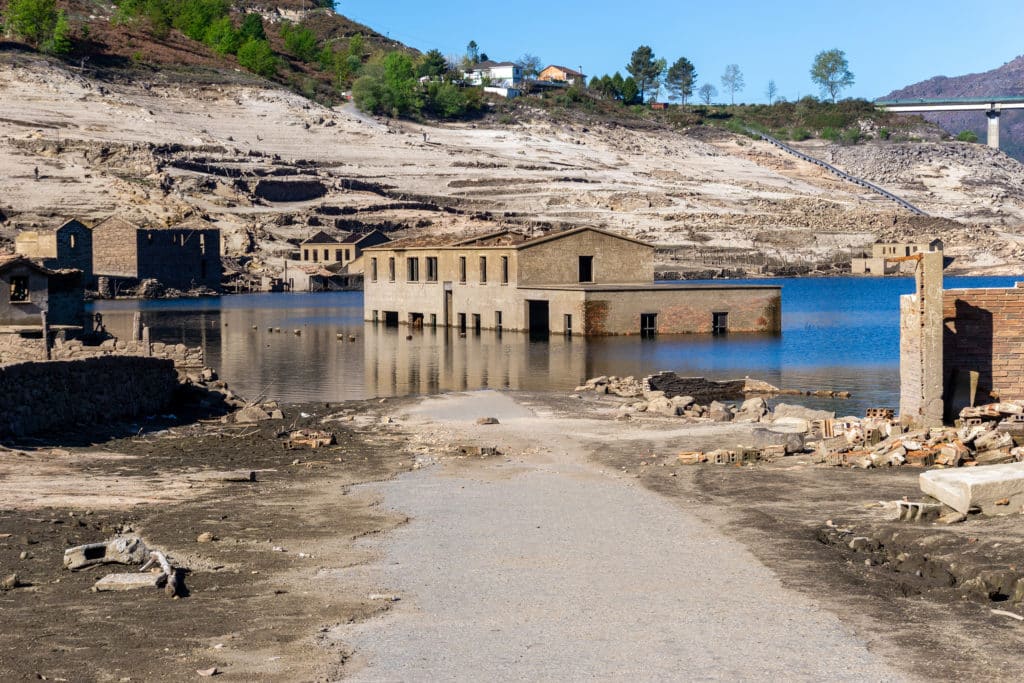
[900, 250, 1024, 425]
[363, 227, 781, 336]
[0, 255, 84, 328]
[92, 216, 221, 292]
[15, 219, 94, 285]
[853, 239, 943, 275]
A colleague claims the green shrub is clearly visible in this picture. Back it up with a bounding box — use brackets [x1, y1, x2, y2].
[173, 0, 228, 42]
[43, 8, 70, 55]
[841, 127, 862, 145]
[237, 38, 277, 77]
[280, 22, 318, 62]
[790, 127, 811, 141]
[956, 130, 979, 143]
[4, 0, 60, 48]
[204, 16, 240, 55]
[878, 127, 890, 140]
[821, 127, 840, 142]
[238, 12, 265, 41]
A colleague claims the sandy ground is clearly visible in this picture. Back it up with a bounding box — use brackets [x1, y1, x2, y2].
[337, 392, 904, 681]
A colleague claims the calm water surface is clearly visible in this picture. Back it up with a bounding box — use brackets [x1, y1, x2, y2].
[88, 276, 1024, 413]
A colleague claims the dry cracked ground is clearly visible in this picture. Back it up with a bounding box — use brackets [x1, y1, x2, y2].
[3, 53, 1024, 277]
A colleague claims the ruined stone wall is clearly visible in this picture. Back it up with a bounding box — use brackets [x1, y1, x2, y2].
[644, 373, 747, 402]
[0, 356, 178, 438]
[943, 284, 1024, 413]
[0, 263, 48, 325]
[54, 223, 93, 285]
[0, 334, 204, 369]
[137, 228, 221, 291]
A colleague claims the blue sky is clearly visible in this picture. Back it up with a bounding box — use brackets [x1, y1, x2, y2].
[341, 1, 1024, 102]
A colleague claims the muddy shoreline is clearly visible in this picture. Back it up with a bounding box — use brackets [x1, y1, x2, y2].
[3, 390, 1024, 680]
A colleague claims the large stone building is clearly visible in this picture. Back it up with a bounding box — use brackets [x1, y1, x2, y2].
[14, 219, 94, 285]
[363, 227, 781, 336]
[852, 239, 943, 275]
[92, 216, 221, 292]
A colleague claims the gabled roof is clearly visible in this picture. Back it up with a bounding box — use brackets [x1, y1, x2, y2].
[0, 253, 61, 276]
[340, 229, 389, 245]
[91, 216, 138, 233]
[364, 226, 653, 252]
[53, 219, 89, 233]
[542, 65, 585, 77]
[172, 217, 218, 231]
[516, 226, 651, 250]
[301, 231, 341, 245]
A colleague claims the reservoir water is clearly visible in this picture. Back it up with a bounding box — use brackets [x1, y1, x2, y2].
[89, 276, 1023, 414]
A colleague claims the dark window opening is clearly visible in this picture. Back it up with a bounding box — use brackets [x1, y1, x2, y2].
[410, 312, 424, 328]
[501, 256, 509, 284]
[479, 256, 487, 284]
[323, 249, 329, 261]
[429, 313, 437, 328]
[313, 250, 319, 263]
[407, 257, 420, 282]
[459, 256, 467, 283]
[565, 314, 573, 337]
[578, 255, 594, 283]
[472, 313, 481, 334]
[383, 311, 399, 327]
[199, 234, 206, 255]
[457, 313, 467, 333]
[9, 276, 29, 302]
[371, 258, 378, 281]
[336, 249, 343, 261]
[345, 248, 351, 260]
[304, 249, 309, 261]
[712, 312, 729, 336]
[495, 310, 502, 332]
[70, 234, 77, 250]
[641, 313, 657, 338]
[388, 257, 396, 282]
[426, 257, 438, 282]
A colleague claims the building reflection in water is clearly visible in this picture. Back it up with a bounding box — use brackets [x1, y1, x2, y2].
[363, 324, 586, 397]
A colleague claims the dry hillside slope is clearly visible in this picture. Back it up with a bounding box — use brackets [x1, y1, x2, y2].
[2, 54, 1024, 279]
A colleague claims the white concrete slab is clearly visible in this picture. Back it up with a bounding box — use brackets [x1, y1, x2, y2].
[920, 462, 1024, 514]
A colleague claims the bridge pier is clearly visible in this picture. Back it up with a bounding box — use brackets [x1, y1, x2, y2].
[987, 108, 1001, 149]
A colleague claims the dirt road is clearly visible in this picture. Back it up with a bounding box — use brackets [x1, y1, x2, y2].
[335, 392, 905, 680]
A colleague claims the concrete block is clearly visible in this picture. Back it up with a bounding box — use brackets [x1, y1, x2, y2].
[920, 463, 1024, 515]
[94, 572, 166, 592]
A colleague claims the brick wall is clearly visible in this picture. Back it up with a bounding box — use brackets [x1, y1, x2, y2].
[943, 285, 1024, 413]
[0, 356, 178, 437]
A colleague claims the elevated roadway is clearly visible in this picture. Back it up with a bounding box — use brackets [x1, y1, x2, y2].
[875, 96, 1024, 149]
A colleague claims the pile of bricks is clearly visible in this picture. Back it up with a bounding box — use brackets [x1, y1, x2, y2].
[814, 402, 1024, 469]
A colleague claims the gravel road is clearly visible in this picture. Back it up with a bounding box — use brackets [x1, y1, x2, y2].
[336, 392, 907, 681]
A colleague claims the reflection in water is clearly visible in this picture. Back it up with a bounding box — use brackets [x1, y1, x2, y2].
[88, 275, 1024, 413]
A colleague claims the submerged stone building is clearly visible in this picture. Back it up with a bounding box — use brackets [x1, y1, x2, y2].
[363, 227, 781, 336]
[14, 219, 94, 285]
[92, 216, 221, 293]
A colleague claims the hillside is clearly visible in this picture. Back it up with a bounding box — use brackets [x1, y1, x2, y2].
[884, 56, 1024, 161]
[3, 50, 1024, 281]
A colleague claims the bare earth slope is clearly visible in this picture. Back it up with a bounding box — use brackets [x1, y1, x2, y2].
[3, 54, 1024, 276]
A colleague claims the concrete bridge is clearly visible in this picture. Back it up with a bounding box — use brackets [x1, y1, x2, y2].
[875, 96, 1024, 150]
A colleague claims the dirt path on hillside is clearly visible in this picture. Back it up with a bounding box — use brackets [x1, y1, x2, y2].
[333, 392, 906, 681]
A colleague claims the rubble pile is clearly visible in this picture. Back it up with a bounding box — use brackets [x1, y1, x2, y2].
[814, 402, 1024, 470]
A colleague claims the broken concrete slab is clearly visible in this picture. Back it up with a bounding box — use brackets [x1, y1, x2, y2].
[772, 403, 836, 422]
[93, 572, 167, 592]
[920, 462, 1024, 515]
[64, 536, 148, 571]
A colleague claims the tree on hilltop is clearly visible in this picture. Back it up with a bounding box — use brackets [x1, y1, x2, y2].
[665, 57, 696, 104]
[765, 79, 778, 105]
[626, 45, 666, 103]
[720, 64, 744, 104]
[810, 49, 854, 102]
[698, 83, 717, 105]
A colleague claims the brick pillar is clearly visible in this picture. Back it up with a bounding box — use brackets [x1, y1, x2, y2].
[899, 252, 944, 426]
